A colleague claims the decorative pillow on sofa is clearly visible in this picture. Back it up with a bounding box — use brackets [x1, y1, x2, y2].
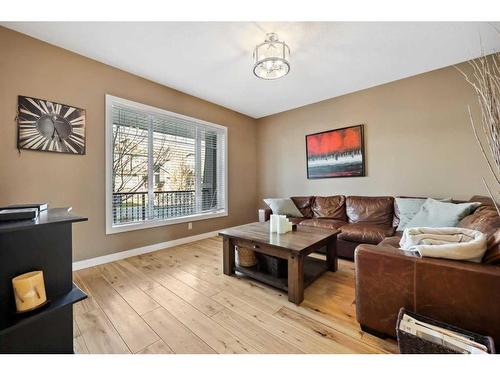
[395, 197, 451, 231]
[405, 198, 481, 228]
[263, 198, 303, 217]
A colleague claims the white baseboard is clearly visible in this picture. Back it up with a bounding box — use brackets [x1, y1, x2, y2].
[72, 230, 221, 271]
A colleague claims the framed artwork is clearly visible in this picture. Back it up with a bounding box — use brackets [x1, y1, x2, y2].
[306, 124, 365, 179]
[17, 95, 86, 155]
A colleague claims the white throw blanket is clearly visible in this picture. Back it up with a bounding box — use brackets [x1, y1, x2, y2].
[399, 227, 487, 263]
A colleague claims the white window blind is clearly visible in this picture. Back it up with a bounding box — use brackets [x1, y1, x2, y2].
[106, 95, 227, 233]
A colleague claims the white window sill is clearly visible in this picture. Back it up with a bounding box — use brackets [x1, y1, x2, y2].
[106, 210, 228, 235]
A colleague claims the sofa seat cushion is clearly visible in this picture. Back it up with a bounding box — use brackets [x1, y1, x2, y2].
[299, 218, 346, 230]
[379, 234, 403, 248]
[338, 223, 395, 244]
[346, 196, 394, 225]
[311, 195, 347, 220]
[291, 196, 315, 218]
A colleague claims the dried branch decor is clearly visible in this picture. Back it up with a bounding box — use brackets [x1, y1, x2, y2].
[456, 51, 500, 215]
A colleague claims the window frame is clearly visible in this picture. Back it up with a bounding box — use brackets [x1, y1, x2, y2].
[105, 94, 228, 235]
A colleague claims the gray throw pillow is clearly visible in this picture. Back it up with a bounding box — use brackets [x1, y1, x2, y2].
[263, 198, 303, 217]
[396, 197, 451, 231]
[405, 198, 481, 228]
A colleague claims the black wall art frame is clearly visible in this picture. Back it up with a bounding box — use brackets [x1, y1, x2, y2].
[306, 124, 365, 179]
[17, 95, 86, 155]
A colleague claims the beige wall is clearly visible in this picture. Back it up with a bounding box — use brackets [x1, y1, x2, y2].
[256, 62, 489, 204]
[0, 27, 258, 261]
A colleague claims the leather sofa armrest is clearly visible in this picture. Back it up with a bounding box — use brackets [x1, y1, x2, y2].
[355, 244, 500, 342]
[412, 251, 500, 343]
[357, 243, 419, 258]
[258, 208, 272, 222]
[354, 244, 418, 337]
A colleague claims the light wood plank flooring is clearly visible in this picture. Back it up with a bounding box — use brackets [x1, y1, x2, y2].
[73, 237, 397, 354]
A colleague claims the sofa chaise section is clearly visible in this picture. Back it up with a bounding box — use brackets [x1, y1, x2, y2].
[355, 201, 500, 343]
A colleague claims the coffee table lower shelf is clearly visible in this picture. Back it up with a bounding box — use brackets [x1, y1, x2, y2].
[234, 256, 328, 292]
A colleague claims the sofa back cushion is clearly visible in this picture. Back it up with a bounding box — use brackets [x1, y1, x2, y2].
[458, 199, 500, 264]
[483, 229, 500, 265]
[311, 195, 346, 220]
[290, 196, 315, 218]
[346, 196, 394, 225]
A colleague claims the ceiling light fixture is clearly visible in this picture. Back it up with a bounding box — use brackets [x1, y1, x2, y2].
[253, 33, 290, 80]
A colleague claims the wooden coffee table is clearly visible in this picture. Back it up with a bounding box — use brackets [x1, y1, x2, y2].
[219, 222, 339, 304]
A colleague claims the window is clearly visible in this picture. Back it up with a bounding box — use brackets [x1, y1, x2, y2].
[105, 95, 227, 234]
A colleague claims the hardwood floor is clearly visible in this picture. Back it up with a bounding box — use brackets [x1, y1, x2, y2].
[72, 236, 398, 354]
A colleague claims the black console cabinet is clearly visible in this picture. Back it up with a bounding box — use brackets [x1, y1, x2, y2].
[0, 208, 87, 353]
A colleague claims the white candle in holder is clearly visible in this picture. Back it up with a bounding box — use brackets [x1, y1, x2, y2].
[277, 215, 292, 234]
[269, 214, 277, 232]
[276, 216, 284, 234]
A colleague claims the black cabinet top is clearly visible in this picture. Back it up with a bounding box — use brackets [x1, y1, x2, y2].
[0, 208, 87, 233]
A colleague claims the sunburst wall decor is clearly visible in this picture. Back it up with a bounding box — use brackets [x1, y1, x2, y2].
[17, 95, 86, 155]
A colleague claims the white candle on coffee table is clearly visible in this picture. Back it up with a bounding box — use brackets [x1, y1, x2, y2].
[270, 214, 277, 232]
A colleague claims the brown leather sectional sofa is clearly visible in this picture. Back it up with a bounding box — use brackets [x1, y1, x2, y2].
[262, 195, 500, 344]
[262, 195, 398, 259]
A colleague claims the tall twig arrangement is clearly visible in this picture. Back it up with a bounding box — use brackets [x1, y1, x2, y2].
[456, 51, 500, 215]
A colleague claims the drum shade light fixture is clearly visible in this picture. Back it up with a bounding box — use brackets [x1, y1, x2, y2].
[253, 33, 290, 80]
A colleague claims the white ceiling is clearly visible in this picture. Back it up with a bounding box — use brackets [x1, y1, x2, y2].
[3, 22, 500, 118]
